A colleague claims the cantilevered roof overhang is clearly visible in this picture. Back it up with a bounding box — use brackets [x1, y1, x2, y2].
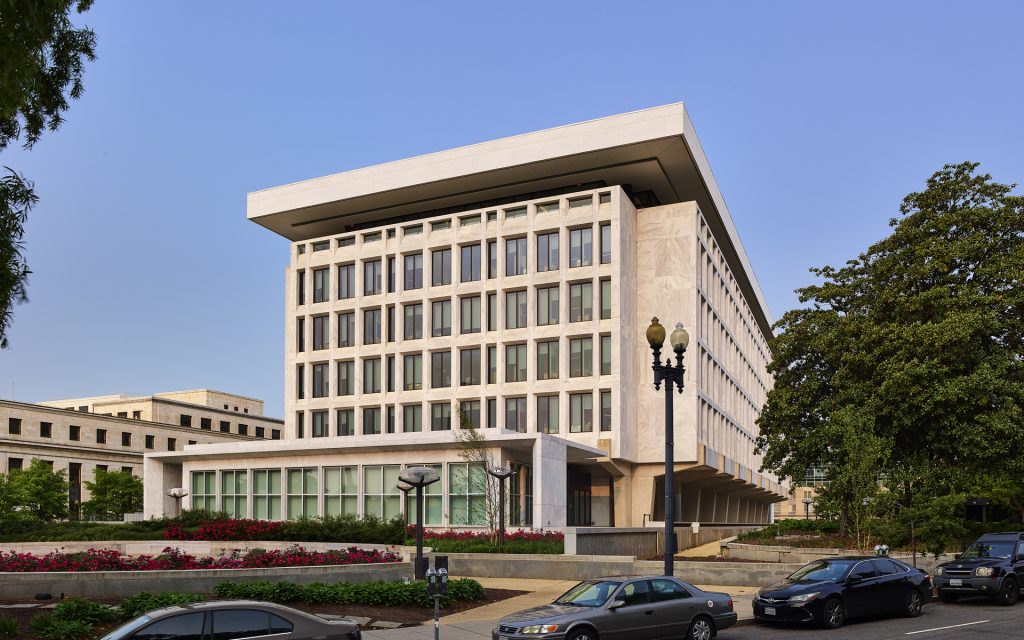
[247, 103, 773, 333]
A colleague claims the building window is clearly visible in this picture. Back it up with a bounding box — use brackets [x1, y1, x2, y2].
[505, 397, 527, 432]
[570, 337, 593, 377]
[537, 285, 559, 325]
[271, 429, 281, 439]
[296, 364, 305, 400]
[7, 418, 19, 435]
[338, 263, 355, 299]
[221, 470, 247, 518]
[505, 237, 528, 276]
[570, 393, 594, 432]
[132, 410, 141, 419]
[600, 278, 612, 320]
[505, 344, 527, 382]
[460, 244, 481, 282]
[364, 259, 382, 295]
[487, 293, 497, 331]
[40, 422, 52, 438]
[600, 223, 612, 264]
[386, 354, 395, 392]
[431, 299, 451, 337]
[296, 269, 305, 305]
[537, 340, 559, 380]
[458, 400, 481, 429]
[386, 305, 395, 342]
[601, 390, 612, 431]
[404, 463, 443, 524]
[569, 195, 592, 210]
[599, 192, 611, 204]
[362, 407, 381, 435]
[404, 303, 423, 340]
[510, 463, 533, 526]
[601, 335, 612, 375]
[460, 296, 481, 333]
[537, 231, 559, 272]
[505, 206, 526, 219]
[569, 227, 593, 267]
[191, 471, 216, 511]
[363, 308, 382, 344]
[238, 424, 248, 436]
[297, 316, 306, 352]
[295, 411, 304, 438]
[219, 421, 231, 433]
[255, 426, 265, 438]
[336, 409, 354, 436]
[404, 253, 423, 290]
[312, 240, 329, 252]
[70, 425, 81, 441]
[538, 396, 559, 434]
[337, 361, 354, 395]
[167, 437, 177, 451]
[536, 200, 558, 214]
[179, 415, 192, 427]
[364, 465, 401, 520]
[505, 290, 527, 329]
[386, 406, 395, 433]
[96, 428, 107, 444]
[7, 458, 23, 471]
[431, 351, 451, 388]
[144, 434, 154, 449]
[569, 282, 593, 322]
[404, 353, 423, 390]
[487, 240, 497, 278]
[312, 267, 329, 303]
[201, 417, 212, 430]
[363, 358, 381, 394]
[312, 410, 329, 437]
[253, 469, 282, 520]
[312, 315, 329, 350]
[487, 398, 497, 429]
[324, 466, 358, 516]
[449, 463, 487, 525]
[487, 346, 497, 384]
[431, 403, 451, 431]
[403, 404, 422, 433]
[431, 248, 451, 286]
[460, 347, 481, 385]
[286, 468, 318, 519]
[312, 363, 329, 398]
[338, 312, 355, 347]
[121, 432, 131, 447]
[387, 256, 396, 293]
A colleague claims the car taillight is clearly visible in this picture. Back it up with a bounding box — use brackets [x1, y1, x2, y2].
[727, 599, 733, 609]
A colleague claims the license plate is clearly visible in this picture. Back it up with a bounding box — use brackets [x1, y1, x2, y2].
[950, 579, 963, 587]
[499, 636, 511, 640]
[764, 606, 776, 616]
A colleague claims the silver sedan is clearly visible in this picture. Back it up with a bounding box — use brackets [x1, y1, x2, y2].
[493, 575, 737, 640]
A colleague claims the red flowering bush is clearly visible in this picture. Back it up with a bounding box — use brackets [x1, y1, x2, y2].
[406, 526, 564, 543]
[164, 518, 284, 541]
[403, 527, 564, 553]
[0, 545, 400, 572]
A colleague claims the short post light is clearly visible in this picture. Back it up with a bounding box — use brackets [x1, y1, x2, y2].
[487, 466, 513, 546]
[400, 466, 440, 579]
[646, 317, 689, 577]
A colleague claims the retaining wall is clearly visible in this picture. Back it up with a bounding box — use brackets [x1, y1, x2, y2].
[723, 543, 955, 572]
[0, 540, 416, 560]
[437, 552, 636, 580]
[564, 525, 762, 557]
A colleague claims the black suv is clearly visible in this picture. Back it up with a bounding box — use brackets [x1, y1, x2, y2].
[934, 532, 1024, 605]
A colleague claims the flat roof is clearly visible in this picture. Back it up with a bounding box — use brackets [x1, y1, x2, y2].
[247, 103, 773, 332]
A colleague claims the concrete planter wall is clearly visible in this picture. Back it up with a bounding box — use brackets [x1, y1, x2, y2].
[0, 541, 417, 561]
[564, 525, 762, 558]
[437, 553, 636, 581]
[724, 543, 955, 573]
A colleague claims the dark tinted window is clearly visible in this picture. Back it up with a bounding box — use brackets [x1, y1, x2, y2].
[619, 580, 651, 606]
[213, 610, 274, 640]
[134, 612, 204, 640]
[651, 578, 691, 601]
[874, 559, 905, 575]
[269, 614, 292, 634]
[850, 561, 877, 579]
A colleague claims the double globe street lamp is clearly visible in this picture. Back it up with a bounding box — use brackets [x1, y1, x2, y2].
[399, 466, 440, 579]
[646, 317, 690, 577]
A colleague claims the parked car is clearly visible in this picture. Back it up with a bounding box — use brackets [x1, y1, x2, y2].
[753, 556, 932, 629]
[493, 575, 736, 640]
[934, 531, 1024, 605]
[98, 600, 361, 640]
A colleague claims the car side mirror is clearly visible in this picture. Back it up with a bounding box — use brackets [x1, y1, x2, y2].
[608, 599, 626, 610]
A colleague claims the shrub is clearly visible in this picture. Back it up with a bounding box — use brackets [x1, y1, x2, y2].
[29, 614, 92, 640]
[117, 592, 205, 621]
[214, 578, 485, 608]
[52, 598, 113, 625]
[0, 616, 18, 640]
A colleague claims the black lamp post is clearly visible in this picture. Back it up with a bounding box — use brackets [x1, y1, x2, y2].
[802, 497, 814, 520]
[646, 317, 689, 577]
[487, 466, 512, 546]
[396, 480, 414, 523]
[400, 466, 440, 579]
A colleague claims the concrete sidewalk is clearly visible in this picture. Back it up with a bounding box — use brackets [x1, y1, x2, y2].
[362, 578, 757, 639]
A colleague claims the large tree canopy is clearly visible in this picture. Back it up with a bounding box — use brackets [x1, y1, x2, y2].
[757, 162, 1024, 508]
[0, 0, 96, 347]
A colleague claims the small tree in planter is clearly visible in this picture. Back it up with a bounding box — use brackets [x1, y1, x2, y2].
[453, 403, 501, 539]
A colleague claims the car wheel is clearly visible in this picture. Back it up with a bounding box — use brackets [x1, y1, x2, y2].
[821, 598, 845, 629]
[566, 626, 599, 640]
[904, 589, 924, 617]
[939, 592, 958, 603]
[995, 579, 1019, 606]
[687, 615, 715, 640]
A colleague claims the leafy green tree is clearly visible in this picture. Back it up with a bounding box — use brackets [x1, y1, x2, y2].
[0, 0, 96, 347]
[757, 162, 1024, 544]
[7, 459, 70, 521]
[82, 469, 144, 520]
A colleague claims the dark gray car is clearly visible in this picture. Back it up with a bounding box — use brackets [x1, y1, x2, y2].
[493, 576, 737, 640]
[98, 600, 361, 640]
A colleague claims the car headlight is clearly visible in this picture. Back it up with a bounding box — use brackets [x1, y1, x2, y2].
[976, 567, 994, 577]
[935, 567, 943, 575]
[787, 592, 820, 605]
[520, 624, 559, 634]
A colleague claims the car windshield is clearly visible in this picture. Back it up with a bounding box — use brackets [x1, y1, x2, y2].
[788, 559, 856, 582]
[97, 615, 152, 640]
[961, 542, 1015, 559]
[555, 580, 620, 607]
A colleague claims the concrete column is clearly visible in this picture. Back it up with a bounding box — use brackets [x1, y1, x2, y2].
[532, 435, 567, 528]
[143, 457, 183, 519]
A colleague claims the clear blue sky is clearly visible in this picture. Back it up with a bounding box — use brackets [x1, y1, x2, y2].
[2, 1, 1021, 417]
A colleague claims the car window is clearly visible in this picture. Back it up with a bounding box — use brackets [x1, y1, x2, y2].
[962, 542, 1015, 559]
[133, 612, 205, 640]
[651, 579, 692, 602]
[874, 559, 904, 575]
[214, 610, 293, 640]
[269, 614, 292, 635]
[98, 616, 152, 640]
[850, 561, 877, 579]
[555, 580, 620, 607]
[1017, 542, 1024, 558]
[789, 559, 855, 582]
[618, 580, 651, 606]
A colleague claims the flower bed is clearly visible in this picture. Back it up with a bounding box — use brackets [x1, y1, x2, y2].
[164, 518, 284, 541]
[0, 545, 400, 572]
[406, 527, 564, 553]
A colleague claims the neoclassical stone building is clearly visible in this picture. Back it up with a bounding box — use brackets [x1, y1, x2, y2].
[144, 104, 785, 529]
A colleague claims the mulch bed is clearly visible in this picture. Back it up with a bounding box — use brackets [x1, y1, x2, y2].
[0, 588, 525, 638]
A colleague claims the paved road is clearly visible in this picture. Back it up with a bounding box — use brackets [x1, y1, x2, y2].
[728, 597, 1023, 640]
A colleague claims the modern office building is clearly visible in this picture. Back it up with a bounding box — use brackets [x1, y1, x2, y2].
[144, 104, 786, 529]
